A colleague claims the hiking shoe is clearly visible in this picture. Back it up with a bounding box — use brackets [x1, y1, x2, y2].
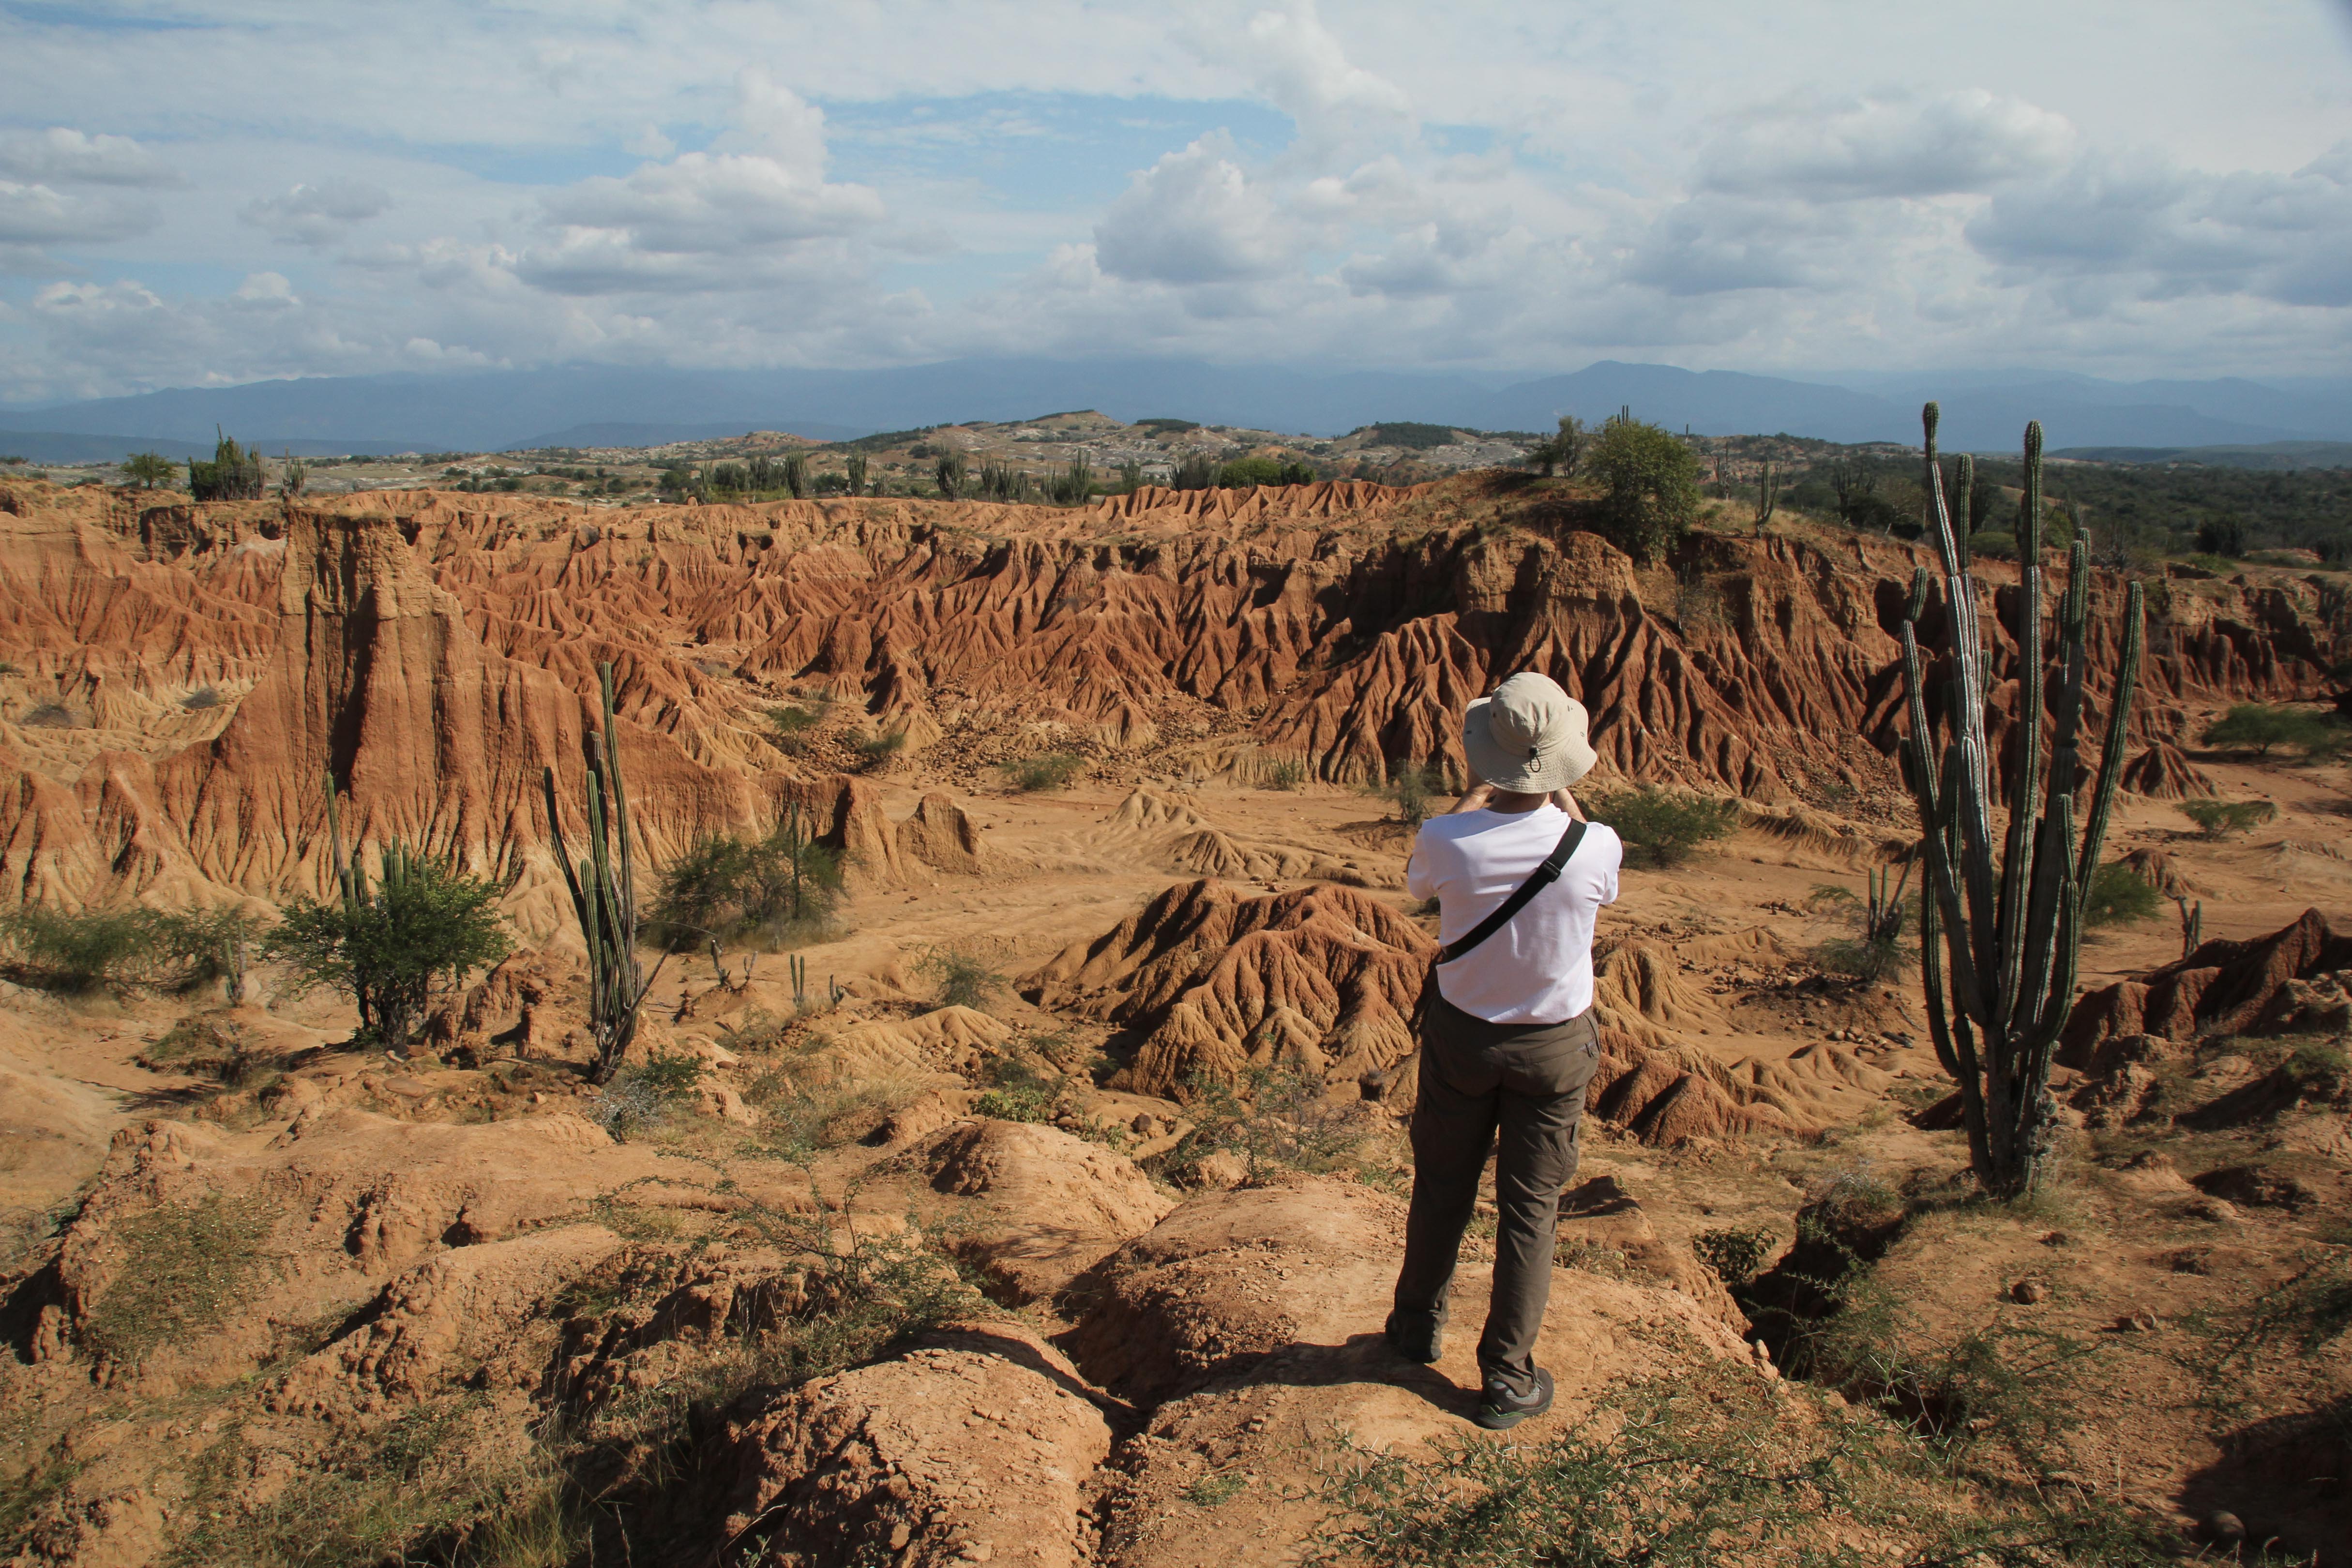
[1383, 1310, 1442, 1365]
[1475, 1368, 1554, 1430]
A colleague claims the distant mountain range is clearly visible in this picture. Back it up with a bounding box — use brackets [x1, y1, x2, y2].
[5, 358, 2352, 463]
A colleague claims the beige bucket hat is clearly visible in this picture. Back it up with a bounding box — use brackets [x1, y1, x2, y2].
[1462, 672, 1598, 793]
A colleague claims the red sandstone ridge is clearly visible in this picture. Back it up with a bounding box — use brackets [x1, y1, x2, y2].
[2060, 908, 2352, 1067]
[0, 476, 2342, 913]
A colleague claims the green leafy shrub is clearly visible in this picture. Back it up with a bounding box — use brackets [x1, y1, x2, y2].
[1583, 415, 1700, 561]
[2178, 797, 2277, 838]
[1263, 756, 1309, 791]
[645, 817, 841, 952]
[1590, 786, 1739, 867]
[1001, 752, 1082, 792]
[764, 700, 826, 754]
[974, 1058, 1057, 1122]
[2202, 703, 2347, 760]
[0, 905, 166, 991]
[1692, 1225, 1777, 1286]
[2081, 860, 2163, 927]
[589, 1051, 703, 1141]
[851, 727, 909, 770]
[270, 847, 513, 1047]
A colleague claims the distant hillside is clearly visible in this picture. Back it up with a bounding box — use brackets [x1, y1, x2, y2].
[5, 358, 2351, 456]
[2049, 440, 2352, 471]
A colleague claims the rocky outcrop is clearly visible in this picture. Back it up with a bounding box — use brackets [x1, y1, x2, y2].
[1022, 879, 1433, 1099]
[2060, 909, 2352, 1064]
[2, 477, 2339, 914]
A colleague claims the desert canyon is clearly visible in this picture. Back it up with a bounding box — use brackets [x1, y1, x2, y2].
[0, 466, 2349, 1567]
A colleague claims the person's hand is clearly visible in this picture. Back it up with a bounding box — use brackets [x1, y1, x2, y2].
[1451, 781, 1495, 814]
[1551, 787, 1586, 821]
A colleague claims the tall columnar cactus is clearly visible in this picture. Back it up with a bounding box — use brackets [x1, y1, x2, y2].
[1900, 403, 2145, 1197]
[543, 663, 666, 1084]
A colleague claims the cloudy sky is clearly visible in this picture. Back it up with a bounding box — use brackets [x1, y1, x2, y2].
[3, 0, 2351, 404]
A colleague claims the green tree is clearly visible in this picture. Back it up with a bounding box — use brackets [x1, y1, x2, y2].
[644, 810, 841, 951]
[271, 844, 513, 1047]
[1591, 785, 1740, 867]
[187, 429, 266, 502]
[121, 452, 176, 490]
[1526, 415, 1584, 478]
[2202, 703, 2344, 760]
[1583, 416, 1700, 561]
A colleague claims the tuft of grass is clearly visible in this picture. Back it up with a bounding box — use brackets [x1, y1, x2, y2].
[2178, 797, 2276, 839]
[1183, 1472, 1247, 1507]
[80, 1193, 277, 1369]
[1311, 1368, 2169, 1568]
[1590, 786, 1740, 868]
[1370, 760, 1439, 828]
[1264, 756, 1310, 791]
[1000, 751, 1083, 792]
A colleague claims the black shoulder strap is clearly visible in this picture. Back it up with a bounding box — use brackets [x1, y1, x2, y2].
[1437, 818, 1587, 965]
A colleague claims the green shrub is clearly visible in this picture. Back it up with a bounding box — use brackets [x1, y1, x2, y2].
[1966, 529, 2019, 559]
[186, 431, 266, 502]
[2202, 703, 2347, 760]
[1264, 756, 1309, 791]
[2178, 797, 2277, 838]
[851, 727, 909, 770]
[1374, 759, 1440, 828]
[974, 1058, 1057, 1123]
[917, 944, 1007, 1013]
[1583, 415, 1700, 561]
[1591, 786, 1739, 867]
[19, 703, 76, 728]
[269, 848, 513, 1047]
[2081, 860, 2164, 927]
[1001, 752, 1082, 792]
[645, 818, 841, 952]
[1692, 1225, 1777, 1286]
[1171, 1065, 1361, 1182]
[1814, 936, 1910, 982]
[0, 905, 166, 991]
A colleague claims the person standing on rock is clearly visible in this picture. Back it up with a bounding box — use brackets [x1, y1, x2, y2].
[1387, 670, 1620, 1430]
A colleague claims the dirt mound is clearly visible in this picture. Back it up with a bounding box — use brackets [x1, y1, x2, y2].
[1065, 1175, 1757, 1567]
[709, 1318, 1113, 1568]
[1023, 879, 1433, 1098]
[2121, 846, 2205, 900]
[2060, 909, 2352, 1064]
[2121, 740, 2217, 800]
[919, 1119, 1175, 1303]
[1592, 937, 1730, 1045]
[1086, 787, 1390, 887]
[896, 790, 993, 877]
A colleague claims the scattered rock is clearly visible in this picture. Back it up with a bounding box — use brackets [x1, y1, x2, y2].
[2010, 1278, 2050, 1304]
[2204, 1509, 2247, 1546]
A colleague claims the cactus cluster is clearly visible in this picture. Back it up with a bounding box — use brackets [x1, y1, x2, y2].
[543, 663, 667, 1084]
[1898, 404, 2146, 1197]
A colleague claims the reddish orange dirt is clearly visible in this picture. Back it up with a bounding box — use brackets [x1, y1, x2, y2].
[0, 473, 2347, 1566]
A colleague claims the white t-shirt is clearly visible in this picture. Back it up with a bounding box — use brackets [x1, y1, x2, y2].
[1406, 806, 1621, 1025]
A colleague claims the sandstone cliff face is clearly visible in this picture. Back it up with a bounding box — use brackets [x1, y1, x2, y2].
[0, 476, 2339, 912]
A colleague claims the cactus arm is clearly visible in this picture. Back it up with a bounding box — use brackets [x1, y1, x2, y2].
[1923, 462, 2003, 1012]
[1953, 453, 1975, 563]
[1994, 422, 2049, 1027]
[599, 663, 638, 976]
[2072, 583, 2145, 911]
[1900, 629, 1991, 1026]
